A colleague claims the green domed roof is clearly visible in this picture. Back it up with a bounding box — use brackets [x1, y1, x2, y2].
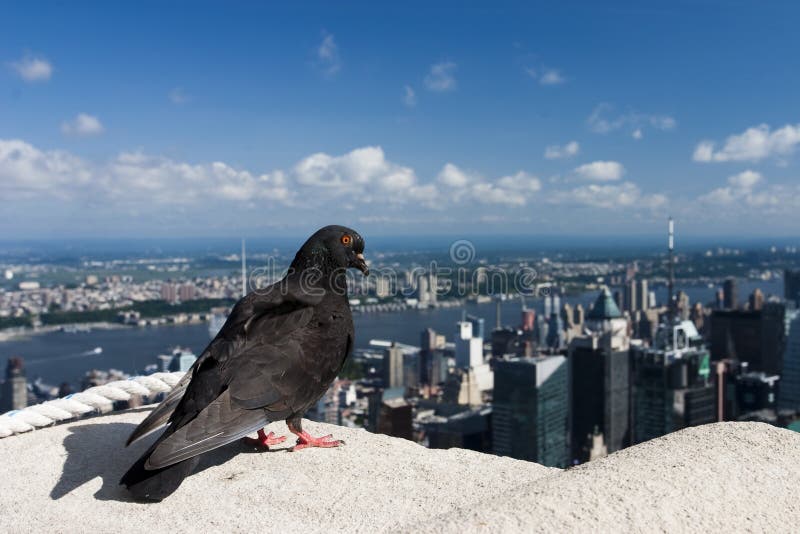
[587, 288, 623, 320]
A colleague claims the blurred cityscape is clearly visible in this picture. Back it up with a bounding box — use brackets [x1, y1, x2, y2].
[2, 224, 800, 467]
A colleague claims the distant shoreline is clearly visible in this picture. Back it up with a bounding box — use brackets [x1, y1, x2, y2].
[0, 322, 132, 343]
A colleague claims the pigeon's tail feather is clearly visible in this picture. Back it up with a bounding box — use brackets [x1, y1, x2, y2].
[120, 441, 199, 502]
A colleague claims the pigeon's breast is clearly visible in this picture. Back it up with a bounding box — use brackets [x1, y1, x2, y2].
[288, 299, 353, 413]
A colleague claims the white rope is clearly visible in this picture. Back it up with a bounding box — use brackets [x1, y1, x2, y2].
[0, 371, 185, 439]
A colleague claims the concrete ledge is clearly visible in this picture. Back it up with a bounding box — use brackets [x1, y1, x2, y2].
[0, 409, 798, 532]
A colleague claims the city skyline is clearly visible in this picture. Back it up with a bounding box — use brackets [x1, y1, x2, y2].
[3, 1, 800, 238]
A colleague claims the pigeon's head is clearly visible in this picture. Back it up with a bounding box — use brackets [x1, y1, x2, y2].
[295, 225, 369, 276]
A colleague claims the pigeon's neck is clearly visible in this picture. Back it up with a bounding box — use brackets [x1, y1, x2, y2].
[290, 250, 347, 292]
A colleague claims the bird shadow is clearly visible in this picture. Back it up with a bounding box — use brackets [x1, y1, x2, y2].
[50, 421, 292, 502]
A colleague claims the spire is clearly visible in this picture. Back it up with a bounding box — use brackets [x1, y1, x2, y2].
[241, 238, 247, 298]
[668, 217, 675, 321]
[587, 287, 623, 321]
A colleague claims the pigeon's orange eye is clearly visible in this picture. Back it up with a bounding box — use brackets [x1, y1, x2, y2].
[341, 234, 353, 246]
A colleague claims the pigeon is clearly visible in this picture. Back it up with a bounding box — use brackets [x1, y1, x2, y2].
[120, 225, 368, 501]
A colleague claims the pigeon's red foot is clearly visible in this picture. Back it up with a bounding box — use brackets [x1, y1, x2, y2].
[291, 432, 344, 451]
[242, 429, 287, 448]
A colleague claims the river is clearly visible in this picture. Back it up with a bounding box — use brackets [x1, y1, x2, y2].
[1, 278, 782, 387]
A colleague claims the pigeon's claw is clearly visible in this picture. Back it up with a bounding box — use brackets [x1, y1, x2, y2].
[290, 431, 344, 451]
[242, 429, 287, 448]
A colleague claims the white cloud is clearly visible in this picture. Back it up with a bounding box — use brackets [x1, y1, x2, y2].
[524, 63, 566, 86]
[0, 139, 92, 199]
[293, 146, 428, 206]
[587, 103, 676, 136]
[1, 138, 684, 234]
[424, 62, 457, 92]
[9, 53, 52, 82]
[699, 170, 768, 207]
[551, 181, 665, 210]
[544, 141, 580, 159]
[316, 32, 341, 76]
[692, 123, 800, 163]
[497, 171, 542, 193]
[437, 163, 473, 188]
[169, 87, 189, 104]
[402, 85, 416, 108]
[728, 170, 762, 190]
[574, 160, 625, 181]
[61, 113, 105, 136]
[539, 69, 565, 86]
[437, 165, 541, 206]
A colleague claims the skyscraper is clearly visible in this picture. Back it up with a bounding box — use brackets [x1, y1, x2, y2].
[624, 279, 638, 313]
[723, 278, 738, 310]
[637, 279, 649, 311]
[178, 282, 196, 302]
[568, 289, 631, 463]
[455, 321, 483, 369]
[0, 357, 27, 412]
[779, 308, 800, 411]
[710, 303, 786, 375]
[160, 282, 178, 303]
[382, 343, 405, 389]
[749, 288, 764, 311]
[467, 314, 485, 340]
[786, 269, 800, 306]
[676, 291, 690, 320]
[492, 355, 568, 467]
[521, 309, 535, 332]
[631, 321, 715, 444]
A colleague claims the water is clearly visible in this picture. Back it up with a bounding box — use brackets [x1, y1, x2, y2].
[0, 278, 783, 388]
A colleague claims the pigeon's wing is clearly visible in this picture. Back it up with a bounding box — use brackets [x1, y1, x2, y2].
[145, 335, 309, 468]
[126, 278, 321, 447]
[125, 360, 198, 446]
[145, 388, 271, 469]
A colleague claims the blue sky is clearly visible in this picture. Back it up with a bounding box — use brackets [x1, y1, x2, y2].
[2, 1, 799, 239]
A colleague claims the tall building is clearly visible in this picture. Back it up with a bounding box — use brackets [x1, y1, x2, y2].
[637, 279, 649, 312]
[710, 303, 786, 375]
[374, 276, 392, 298]
[416, 275, 429, 305]
[631, 321, 715, 444]
[779, 308, 800, 411]
[467, 314, 485, 340]
[427, 272, 438, 304]
[786, 269, 800, 306]
[545, 309, 565, 350]
[178, 282, 196, 302]
[1, 357, 28, 412]
[419, 328, 445, 386]
[157, 347, 197, 373]
[160, 282, 178, 303]
[521, 309, 536, 332]
[574, 304, 585, 327]
[378, 397, 413, 440]
[568, 289, 631, 463]
[736, 371, 779, 417]
[749, 288, 764, 311]
[492, 355, 568, 467]
[455, 321, 483, 369]
[723, 278, 738, 310]
[422, 406, 492, 452]
[382, 343, 405, 389]
[624, 279, 638, 313]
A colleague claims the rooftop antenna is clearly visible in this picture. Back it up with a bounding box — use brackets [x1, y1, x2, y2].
[241, 238, 247, 298]
[668, 217, 675, 322]
[496, 299, 502, 329]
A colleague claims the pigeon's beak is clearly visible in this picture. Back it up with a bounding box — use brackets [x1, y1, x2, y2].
[352, 253, 369, 276]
